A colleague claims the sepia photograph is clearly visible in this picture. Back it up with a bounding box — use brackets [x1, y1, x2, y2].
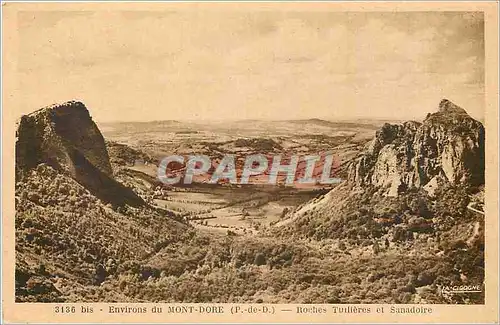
[2, 2, 499, 324]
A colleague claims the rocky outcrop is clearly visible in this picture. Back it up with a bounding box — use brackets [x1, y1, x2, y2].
[16, 101, 144, 207]
[16, 101, 112, 175]
[348, 99, 484, 196]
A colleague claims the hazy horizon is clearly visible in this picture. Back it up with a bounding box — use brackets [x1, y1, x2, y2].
[17, 10, 485, 122]
[94, 115, 409, 125]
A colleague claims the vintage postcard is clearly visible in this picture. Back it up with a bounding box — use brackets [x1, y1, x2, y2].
[2, 1, 499, 324]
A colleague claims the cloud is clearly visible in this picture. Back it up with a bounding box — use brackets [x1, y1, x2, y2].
[16, 11, 485, 121]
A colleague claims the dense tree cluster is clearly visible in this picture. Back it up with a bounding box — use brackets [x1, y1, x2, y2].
[15, 163, 484, 304]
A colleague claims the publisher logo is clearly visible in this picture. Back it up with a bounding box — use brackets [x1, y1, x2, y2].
[439, 284, 483, 295]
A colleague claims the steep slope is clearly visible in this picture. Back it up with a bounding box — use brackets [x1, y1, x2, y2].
[277, 99, 485, 237]
[272, 99, 485, 303]
[348, 99, 484, 196]
[16, 101, 144, 207]
[15, 101, 191, 302]
[15, 164, 191, 302]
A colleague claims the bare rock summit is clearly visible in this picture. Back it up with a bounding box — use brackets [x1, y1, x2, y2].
[16, 101, 144, 206]
[348, 99, 485, 196]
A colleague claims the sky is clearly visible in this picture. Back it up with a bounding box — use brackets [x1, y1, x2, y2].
[16, 10, 485, 122]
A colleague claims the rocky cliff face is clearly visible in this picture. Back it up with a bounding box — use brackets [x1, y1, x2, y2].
[348, 99, 485, 196]
[16, 101, 112, 175]
[16, 101, 144, 207]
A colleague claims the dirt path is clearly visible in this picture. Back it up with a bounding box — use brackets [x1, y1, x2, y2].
[467, 203, 484, 215]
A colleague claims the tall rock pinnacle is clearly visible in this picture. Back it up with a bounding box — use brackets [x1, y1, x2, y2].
[16, 101, 144, 206]
[348, 99, 485, 196]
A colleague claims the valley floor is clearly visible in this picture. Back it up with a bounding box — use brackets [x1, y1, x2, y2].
[15, 118, 485, 304]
